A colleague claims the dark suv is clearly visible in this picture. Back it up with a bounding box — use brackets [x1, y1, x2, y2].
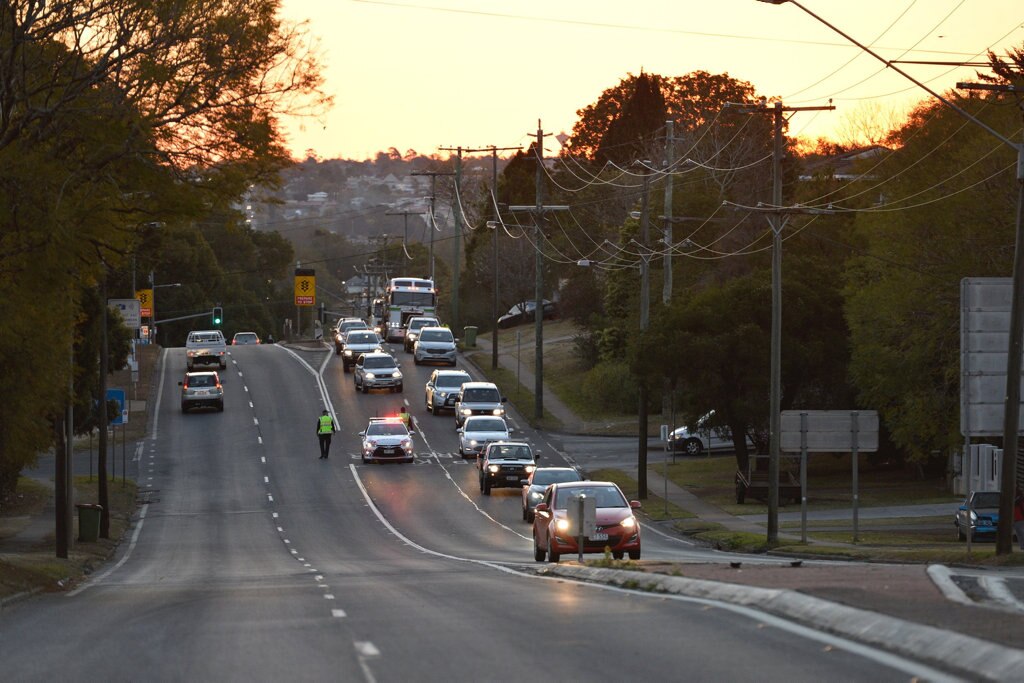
[477, 441, 538, 495]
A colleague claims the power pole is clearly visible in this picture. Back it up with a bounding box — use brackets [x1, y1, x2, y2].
[440, 144, 519, 368]
[638, 163, 652, 499]
[410, 170, 456, 282]
[733, 99, 834, 544]
[663, 121, 675, 305]
[509, 120, 566, 422]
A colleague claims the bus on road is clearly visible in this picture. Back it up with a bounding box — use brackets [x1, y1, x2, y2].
[382, 277, 437, 342]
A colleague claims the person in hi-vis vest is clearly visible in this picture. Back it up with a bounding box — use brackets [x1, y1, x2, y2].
[317, 409, 335, 459]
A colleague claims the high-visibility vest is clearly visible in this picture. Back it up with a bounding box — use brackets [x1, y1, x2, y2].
[318, 415, 334, 434]
[400, 411, 410, 428]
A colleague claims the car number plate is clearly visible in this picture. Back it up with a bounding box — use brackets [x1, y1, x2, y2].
[589, 533, 609, 541]
[196, 390, 208, 395]
[505, 475, 520, 481]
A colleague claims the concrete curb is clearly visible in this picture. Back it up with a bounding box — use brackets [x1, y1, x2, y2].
[541, 565, 1024, 681]
[0, 587, 43, 611]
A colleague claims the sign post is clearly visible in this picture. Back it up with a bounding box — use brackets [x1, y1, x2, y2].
[781, 410, 879, 543]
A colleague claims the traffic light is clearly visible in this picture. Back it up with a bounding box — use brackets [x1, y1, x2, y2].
[212, 306, 223, 325]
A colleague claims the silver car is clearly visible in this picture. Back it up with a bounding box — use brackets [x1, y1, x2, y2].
[353, 351, 403, 393]
[454, 381, 506, 427]
[413, 326, 457, 366]
[425, 369, 472, 414]
[179, 371, 224, 413]
[341, 329, 384, 371]
[457, 415, 511, 459]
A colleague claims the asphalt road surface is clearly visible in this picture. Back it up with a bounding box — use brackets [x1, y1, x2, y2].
[0, 343, 955, 681]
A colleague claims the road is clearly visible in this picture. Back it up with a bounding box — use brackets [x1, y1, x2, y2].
[0, 342, 956, 681]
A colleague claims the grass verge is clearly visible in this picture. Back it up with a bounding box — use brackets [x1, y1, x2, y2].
[0, 476, 138, 600]
[588, 468, 693, 522]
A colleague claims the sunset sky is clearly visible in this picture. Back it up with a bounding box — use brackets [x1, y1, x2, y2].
[277, 0, 1024, 161]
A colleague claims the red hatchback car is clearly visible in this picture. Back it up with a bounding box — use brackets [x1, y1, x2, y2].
[532, 481, 641, 563]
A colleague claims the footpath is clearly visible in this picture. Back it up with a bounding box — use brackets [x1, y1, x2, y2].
[462, 332, 1024, 681]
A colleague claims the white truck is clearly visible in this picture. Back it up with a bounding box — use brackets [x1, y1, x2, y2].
[186, 330, 227, 371]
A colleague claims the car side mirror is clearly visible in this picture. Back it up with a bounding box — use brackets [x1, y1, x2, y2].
[501, 397, 508, 403]
[457, 428, 464, 434]
[178, 381, 183, 386]
[535, 503, 549, 513]
[359, 431, 366, 437]
[629, 500, 642, 509]
[533, 452, 541, 460]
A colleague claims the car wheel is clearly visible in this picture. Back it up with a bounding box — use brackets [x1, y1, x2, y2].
[526, 510, 535, 524]
[612, 551, 624, 560]
[404, 457, 414, 464]
[547, 538, 560, 563]
[684, 438, 703, 456]
[216, 401, 224, 412]
[628, 550, 641, 561]
[534, 534, 546, 562]
[181, 403, 188, 413]
[362, 455, 369, 464]
[396, 383, 403, 392]
[483, 479, 491, 496]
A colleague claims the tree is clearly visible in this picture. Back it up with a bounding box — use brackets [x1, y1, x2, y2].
[843, 68, 1021, 462]
[0, 0, 327, 496]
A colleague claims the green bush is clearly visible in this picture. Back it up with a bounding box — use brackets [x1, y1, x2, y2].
[580, 361, 638, 414]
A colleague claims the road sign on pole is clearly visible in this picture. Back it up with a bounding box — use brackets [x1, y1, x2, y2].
[294, 268, 316, 306]
[106, 388, 127, 426]
[108, 299, 141, 329]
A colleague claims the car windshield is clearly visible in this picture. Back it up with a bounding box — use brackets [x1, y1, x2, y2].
[420, 329, 452, 342]
[187, 374, 217, 387]
[347, 332, 377, 344]
[534, 470, 581, 486]
[489, 445, 531, 460]
[972, 492, 1000, 508]
[437, 373, 470, 388]
[364, 357, 396, 370]
[555, 486, 627, 509]
[463, 388, 499, 402]
[409, 319, 438, 331]
[341, 321, 367, 332]
[367, 422, 407, 437]
[467, 418, 505, 432]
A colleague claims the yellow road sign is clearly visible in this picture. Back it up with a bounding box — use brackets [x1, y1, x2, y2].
[294, 274, 316, 306]
[136, 289, 153, 317]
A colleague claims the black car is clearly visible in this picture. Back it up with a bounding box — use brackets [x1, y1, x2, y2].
[497, 300, 557, 329]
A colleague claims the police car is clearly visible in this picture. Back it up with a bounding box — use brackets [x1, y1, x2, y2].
[359, 417, 415, 464]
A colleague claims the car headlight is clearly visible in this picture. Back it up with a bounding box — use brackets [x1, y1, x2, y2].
[365, 372, 376, 379]
[487, 464, 500, 473]
[970, 511, 978, 521]
[460, 408, 472, 416]
[401, 439, 413, 451]
[344, 349, 353, 356]
[524, 464, 536, 474]
[469, 439, 479, 447]
[620, 516, 636, 529]
[408, 333, 418, 341]
[392, 371, 402, 378]
[492, 408, 504, 416]
[556, 518, 570, 532]
[437, 391, 448, 399]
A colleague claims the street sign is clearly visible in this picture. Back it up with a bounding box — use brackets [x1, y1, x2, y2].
[960, 277, 1024, 436]
[108, 299, 141, 329]
[136, 289, 153, 317]
[294, 268, 316, 306]
[106, 388, 127, 426]
[780, 410, 878, 452]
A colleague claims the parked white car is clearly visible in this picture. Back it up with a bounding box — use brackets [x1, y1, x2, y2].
[668, 410, 754, 456]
